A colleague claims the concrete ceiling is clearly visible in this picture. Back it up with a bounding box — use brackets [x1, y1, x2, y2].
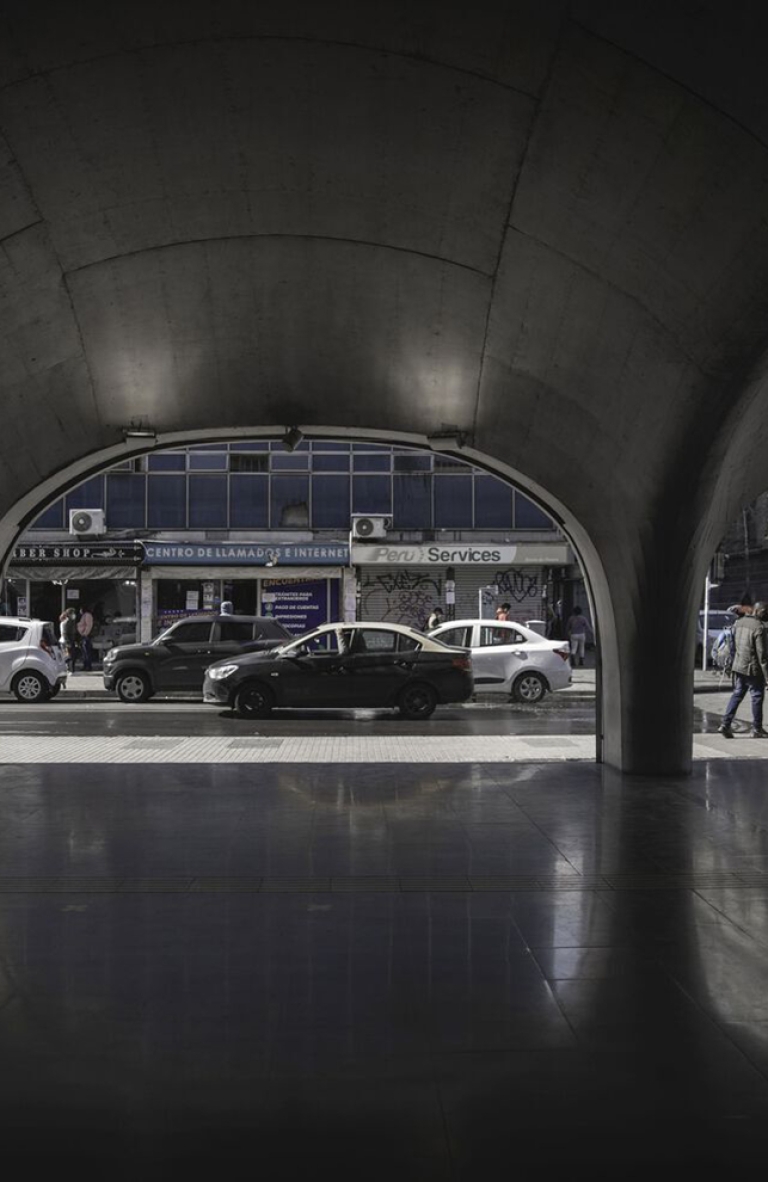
[3, 0, 768, 770]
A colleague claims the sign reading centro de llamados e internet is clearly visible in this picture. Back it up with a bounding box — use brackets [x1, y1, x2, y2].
[142, 541, 350, 565]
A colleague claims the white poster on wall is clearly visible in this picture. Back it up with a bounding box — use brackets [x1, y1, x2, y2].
[185, 591, 199, 610]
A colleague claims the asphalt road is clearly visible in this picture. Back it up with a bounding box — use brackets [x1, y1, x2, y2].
[0, 696, 598, 737]
[0, 694, 728, 738]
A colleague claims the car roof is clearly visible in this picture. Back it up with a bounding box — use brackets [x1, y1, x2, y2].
[0, 616, 38, 625]
[169, 614, 286, 624]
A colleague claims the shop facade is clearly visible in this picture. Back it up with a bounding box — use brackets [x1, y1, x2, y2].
[352, 541, 573, 631]
[140, 541, 352, 641]
[6, 541, 143, 656]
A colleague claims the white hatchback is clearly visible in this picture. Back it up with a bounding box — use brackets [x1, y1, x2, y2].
[0, 617, 68, 702]
[428, 618, 572, 703]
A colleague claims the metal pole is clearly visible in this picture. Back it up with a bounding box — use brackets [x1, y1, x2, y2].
[702, 570, 710, 672]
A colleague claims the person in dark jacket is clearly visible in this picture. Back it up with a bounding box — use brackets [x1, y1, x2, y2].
[719, 601, 768, 738]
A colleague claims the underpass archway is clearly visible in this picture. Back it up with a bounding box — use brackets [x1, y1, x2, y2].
[0, 425, 606, 761]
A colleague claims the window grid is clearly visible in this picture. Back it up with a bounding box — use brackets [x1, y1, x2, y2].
[33, 444, 555, 532]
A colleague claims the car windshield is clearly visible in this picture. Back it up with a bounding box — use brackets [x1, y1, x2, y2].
[275, 629, 336, 656]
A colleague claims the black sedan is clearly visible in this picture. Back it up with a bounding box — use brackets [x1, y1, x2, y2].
[203, 622, 474, 719]
[103, 614, 292, 702]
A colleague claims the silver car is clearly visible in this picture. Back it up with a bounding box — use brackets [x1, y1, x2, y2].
[428, 618, 572, 703]
[0, 617, 68, 702]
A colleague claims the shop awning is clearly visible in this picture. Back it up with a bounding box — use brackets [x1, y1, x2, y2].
[11, 566, 138, 581]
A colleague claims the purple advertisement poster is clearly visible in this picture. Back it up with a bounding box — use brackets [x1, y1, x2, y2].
[261, 578, 339, 635]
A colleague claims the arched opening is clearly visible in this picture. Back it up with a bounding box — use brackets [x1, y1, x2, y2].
[0, 424, 603, 758]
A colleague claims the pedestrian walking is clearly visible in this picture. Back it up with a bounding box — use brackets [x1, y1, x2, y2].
[495, 602, 511, 622]
[60, 607, 79, 673]
[426, 606, 444, 631]
[565, 605, 592, 667]
[719, 601, 768, 738]
[77, 604, 94, 671]
[220, 601, 234, 615]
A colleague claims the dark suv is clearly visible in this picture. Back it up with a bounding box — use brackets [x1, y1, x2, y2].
[102, 614, 292, 702]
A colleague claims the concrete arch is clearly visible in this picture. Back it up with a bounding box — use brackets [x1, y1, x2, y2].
[0, 424, 608, 758]
[5, 3, 768, 773]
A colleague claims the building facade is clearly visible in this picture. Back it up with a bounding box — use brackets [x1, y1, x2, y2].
[2, 440, 580, 653]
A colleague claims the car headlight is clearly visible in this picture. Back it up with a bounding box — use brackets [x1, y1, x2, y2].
[103, 649, 116, 664]
[207, 664, 238, 681]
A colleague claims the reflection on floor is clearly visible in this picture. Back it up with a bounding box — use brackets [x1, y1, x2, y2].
[1, 759, 767, 1175]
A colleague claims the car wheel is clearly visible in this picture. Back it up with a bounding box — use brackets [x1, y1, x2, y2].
[115, 671, 152, 703]
[12, 670, 49, 703]
[512, 672, 547, 703]
[398, 683, 437, 720]
[234, 682, 274, 719]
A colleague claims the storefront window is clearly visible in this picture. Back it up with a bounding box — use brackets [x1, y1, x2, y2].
[221, 580, 257, 614]
[156, 579, 219, 630]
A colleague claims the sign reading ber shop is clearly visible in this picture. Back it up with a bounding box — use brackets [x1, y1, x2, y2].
[352, 543, 570, 565]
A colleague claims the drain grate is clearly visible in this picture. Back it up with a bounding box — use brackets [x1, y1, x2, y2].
[227, 738, 284, 749]
[122, 738, 184, 750]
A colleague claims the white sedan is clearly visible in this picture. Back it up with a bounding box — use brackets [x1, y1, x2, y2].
[428, 618, 572, 703]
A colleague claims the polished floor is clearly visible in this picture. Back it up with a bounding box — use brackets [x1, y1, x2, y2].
[1, 757, 768, 1175]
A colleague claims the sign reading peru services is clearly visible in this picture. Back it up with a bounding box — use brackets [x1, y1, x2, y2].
[352, 543, 571, 565]
[142, 541, 349, 565]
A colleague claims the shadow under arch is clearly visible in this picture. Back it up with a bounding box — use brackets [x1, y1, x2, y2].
[0, 423, 609, 763]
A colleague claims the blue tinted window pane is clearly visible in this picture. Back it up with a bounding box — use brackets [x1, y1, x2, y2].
[191, 444, 224, 452]
[393, 475, 432, 528]
[394, 453, 431, 471]
[515, 494, 554, 529]
[271, 453, 309, 470]
[270, 440, 310, 452]
[352, 476, 391, 515]
[229, 476, 269, 528]
[474, 476, 513, 528]
[434, 475, 473, 527]
[188, 453, 228, 470]
[148, 453, 186, 471]
[271, 476, 310, 528]
[355, 443, 389, 452]
[312, 453, 350, 472]
[147, 476, 186, 528]
[312, 476, 350, 527]
[66, 476, 105, 512]
[30, 500, 64, 529]
[353, 452, 390, 471]
[107, 475, 146, 528]
[189, 476, 228, 527]
[311, 441, 350, 451]
[230, 442, 269, 452]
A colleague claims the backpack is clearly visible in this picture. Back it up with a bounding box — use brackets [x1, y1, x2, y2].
[712, 626, 735, 672]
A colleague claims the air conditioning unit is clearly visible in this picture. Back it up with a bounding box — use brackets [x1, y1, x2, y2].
[351, 514, 392, 540]
[69, 509, 106, 536]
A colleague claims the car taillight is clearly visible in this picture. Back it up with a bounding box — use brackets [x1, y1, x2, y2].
[451, 655, 471, 671]
[555, 646, 570, 662]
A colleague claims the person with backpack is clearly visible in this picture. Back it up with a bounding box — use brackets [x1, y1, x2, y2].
[718, 601, 768, 738]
